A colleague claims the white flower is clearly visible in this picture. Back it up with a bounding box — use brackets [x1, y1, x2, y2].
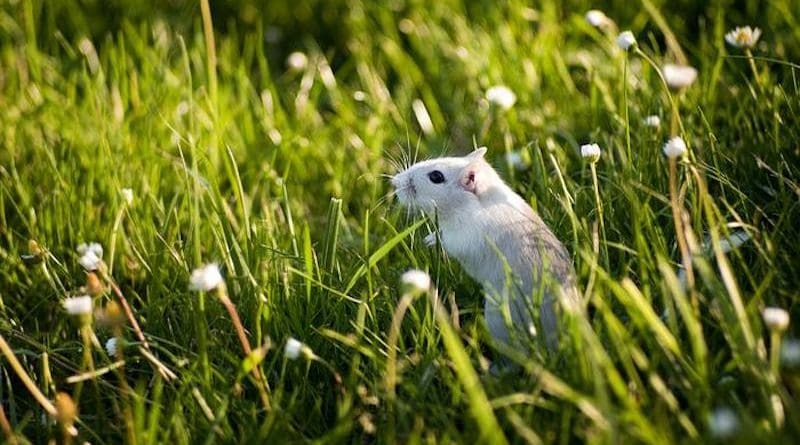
[708, 407, 738, 438]
[725, 26, 761, 49]
[485, 85, 517, 110]
[121, 188, 134, 205]
[662, 64, 698, 89]
[188, 264, 224, 292]
[286, 51, 308, 71]
[762, 307, 790, 332]
[284, 337, 304, 360]
[616, 31, 636, 50]
[585, 10, 610, 27]
[781, 339, 800, 367]
[643, 115, 661, 127]
[401, 269, 431, 294]
[77, 242, 103, 257]
[105, 337, 119, 357]
[78, 250, 102, 271]
[663, 137, 687, 159]
[505, 150, 525, 170]
[580, 143, 601, 162]
[352, 90, 367, 102]
[63, 296, 93, 316]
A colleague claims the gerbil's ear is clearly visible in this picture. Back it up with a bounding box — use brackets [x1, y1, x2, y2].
[460, 161, 483, 194]
[466, 146, 487, 160]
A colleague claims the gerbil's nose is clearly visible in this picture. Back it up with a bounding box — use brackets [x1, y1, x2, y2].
[390, 174, 401, 188]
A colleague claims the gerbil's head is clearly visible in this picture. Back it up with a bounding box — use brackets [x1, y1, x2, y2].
[391, 147, 497, 215]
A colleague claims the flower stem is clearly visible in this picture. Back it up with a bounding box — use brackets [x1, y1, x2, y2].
[102, 270, 150, 351]
[668, 158, 696, 310]
[590, 163, 608, 267]
[215, 286, 272, 411]
[622, 54, 632, 165]
[770, 331, 782, 377]
[634, 47, 685, 137]
[745, 48, 762, 92]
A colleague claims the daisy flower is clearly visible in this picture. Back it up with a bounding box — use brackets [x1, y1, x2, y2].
[725, 26, 761, 49]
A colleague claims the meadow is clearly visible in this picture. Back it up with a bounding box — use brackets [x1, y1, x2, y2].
[1, 0, 799, 443]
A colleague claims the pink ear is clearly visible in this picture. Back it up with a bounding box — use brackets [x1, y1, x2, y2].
[460, 168, 477, 193]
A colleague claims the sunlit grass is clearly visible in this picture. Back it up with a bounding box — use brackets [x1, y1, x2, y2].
[0, 0, 799, 443]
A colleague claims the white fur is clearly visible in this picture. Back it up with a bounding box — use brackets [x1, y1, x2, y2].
[392, 147, 578, 351]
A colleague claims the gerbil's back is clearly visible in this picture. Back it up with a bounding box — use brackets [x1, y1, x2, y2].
[486, 197, 575, 294]
[442, 185, 575, 298]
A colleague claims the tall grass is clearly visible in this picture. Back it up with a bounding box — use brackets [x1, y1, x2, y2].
[0, 0, 799, 443]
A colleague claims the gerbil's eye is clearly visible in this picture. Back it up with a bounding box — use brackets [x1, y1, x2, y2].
[428, 170, 445, 184]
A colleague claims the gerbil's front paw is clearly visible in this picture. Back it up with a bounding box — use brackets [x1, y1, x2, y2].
[424, 232, 438, 247]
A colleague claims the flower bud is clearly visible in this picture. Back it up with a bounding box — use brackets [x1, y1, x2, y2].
[86, 272, 104, 297]
[763, 307, 790, 333]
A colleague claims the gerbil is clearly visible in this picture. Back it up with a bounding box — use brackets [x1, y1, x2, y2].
[391, 147, 578, 352]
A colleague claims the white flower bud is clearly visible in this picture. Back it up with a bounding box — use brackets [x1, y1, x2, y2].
[63, 296, 93, 316]
[580, 143, 601, 162]
[485, 85, 517, 110]
[401, 269, 431, 294]
[663, 137, 688, 159]
[286, 51, 308, 71]
[78, 250, 102, 271]
[643, 115, 661, 128]
[762, 307, 790, 332]
[189, 264, 224, 292]
[285, 337, 311, 360]
[585, 10, 609, 27]
[663, 64, 698, 89]
[616, 31, 636, 50]
[105, 337, 119, 357]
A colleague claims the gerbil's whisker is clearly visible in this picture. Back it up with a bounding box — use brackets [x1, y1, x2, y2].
[386, 151, 402, 174]
[372, 191, 394, 210]
[398, 148, 408, 172]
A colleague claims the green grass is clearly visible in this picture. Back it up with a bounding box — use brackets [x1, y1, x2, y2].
[1, 0, 799, 443]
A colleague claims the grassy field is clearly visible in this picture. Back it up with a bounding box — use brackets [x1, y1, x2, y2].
[1, 0, 799, 443]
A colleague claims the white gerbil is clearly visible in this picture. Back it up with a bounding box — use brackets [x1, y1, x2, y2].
[391, 147, 578, 351]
